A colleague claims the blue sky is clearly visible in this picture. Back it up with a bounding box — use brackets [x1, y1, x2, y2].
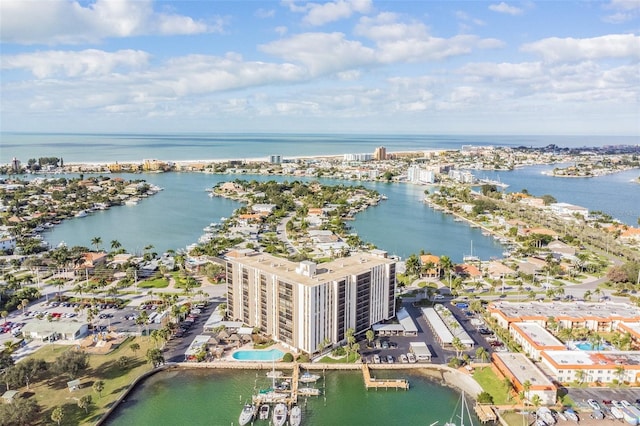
[1, 0, 639, 135]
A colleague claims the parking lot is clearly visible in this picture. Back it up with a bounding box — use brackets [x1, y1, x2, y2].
[359, 299, 498, 366]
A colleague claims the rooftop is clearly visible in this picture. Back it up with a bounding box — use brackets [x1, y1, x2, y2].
[494, 352, 555, 388]
[511, 322, 565, 349]
[542, 350, 640, 369]
[225, 252, 394, 286]
[490, 301, 640, 322]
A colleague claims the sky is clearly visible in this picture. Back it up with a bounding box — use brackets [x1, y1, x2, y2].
[1, 0, 639, 136]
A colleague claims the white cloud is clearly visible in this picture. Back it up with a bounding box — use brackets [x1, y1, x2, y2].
[522, 34, 640, 63]
[602, 0, 640, 23]
[259, 32, 376, 75]
[275, 26, 288, 36]
[1, 49, 150, 78]
[355, 13, 504, 63]
[283, 0, 372, 26]
[488, 2, 523, 15]
[0, 0, 222, 44]
[255, 8, 275, 19]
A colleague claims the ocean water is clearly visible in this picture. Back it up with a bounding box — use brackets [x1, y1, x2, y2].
[1, 132, 638, 164]
[104, 369, 476, 426]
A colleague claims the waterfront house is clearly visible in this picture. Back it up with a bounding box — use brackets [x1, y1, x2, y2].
[419, 254, 441, 277]
[75, 252, 108, 274]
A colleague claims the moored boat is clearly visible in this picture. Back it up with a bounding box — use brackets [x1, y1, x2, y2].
[259, 404, 270, 420]
[299, 372, 321, 383]
[238, 403, 256, 426]
[272, 402, 287, 426]
[290, 405, 302, 426]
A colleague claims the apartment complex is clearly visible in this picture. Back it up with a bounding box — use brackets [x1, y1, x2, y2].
[225, 251, 396, 354]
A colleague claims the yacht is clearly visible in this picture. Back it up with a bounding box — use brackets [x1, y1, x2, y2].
[272, 403, 287, 426]
[299, 371, 321, 383]
[259, 404, 270, 420]
[290, 405, 302, 426]
[238, 404, 256, 426]
[125, 197, 140, 206]
[75, 210, 88, 218]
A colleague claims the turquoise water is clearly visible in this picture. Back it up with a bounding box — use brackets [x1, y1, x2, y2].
[572, 342, 607, 351]
[105, 369, 478, 426]
[232, 349, 285, 361]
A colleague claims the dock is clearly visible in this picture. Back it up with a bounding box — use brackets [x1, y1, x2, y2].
[474, 404, 497, 423]
[361, 364, 409, 390]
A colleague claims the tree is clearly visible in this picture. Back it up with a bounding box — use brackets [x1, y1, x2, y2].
[0, 311, 8, 325]
[614, 366, 626, 386]
[53, 350, 89, 379]
[91, 236, 102, 251]
[477, 391, 494, 404]
[146, 348, 165, 367]
[531, 394, 542, 408]
[475, 347, 489, 363]
[0, 351, 14, 371]
[405, 254, 421, 278]
[0, 397, 41, 426]
[110, 239, 122, 252]
[129, 342, 140, 356]
[522, 379, 532, 403]
[365, 330, 375, 348]
[78, 394, 92, 413]
[92, 380, 105, 399]
[51, 406, 64, 426]
[15, 358, 47, 390]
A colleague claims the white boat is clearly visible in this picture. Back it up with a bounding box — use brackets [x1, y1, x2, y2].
[125, 198, 139, 206]
[272, 403, 287, 426]
[238, 404, 256, 426]
[74, 210, 88, 218]
[537, 407, 556, 425]
[259, 404, 270, 420]
[299, 371, 321, 383]
[290, 405, 302, 426]
[298, 387, 321, 396]
[266, 370, 283, 379]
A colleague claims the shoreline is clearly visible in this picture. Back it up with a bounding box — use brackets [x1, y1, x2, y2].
[97, 361, 483, 425]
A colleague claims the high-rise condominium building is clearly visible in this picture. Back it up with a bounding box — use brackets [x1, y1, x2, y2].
[225, 251, 396, 354]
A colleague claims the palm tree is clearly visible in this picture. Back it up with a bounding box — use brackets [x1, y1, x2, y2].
[475, 346, 489, 363]
[522, 379, 532, 404]
[614, 366, 626, 386]
[440, 255, 453, 290]
[110, 239, 122, 252]
[91, 236, 102, 251]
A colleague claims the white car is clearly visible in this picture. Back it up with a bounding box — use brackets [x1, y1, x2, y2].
[433, 294, 444, 300]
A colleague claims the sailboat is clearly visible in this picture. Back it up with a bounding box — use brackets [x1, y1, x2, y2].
[444, 391, 474, 426]
[463, 241, 479, 263]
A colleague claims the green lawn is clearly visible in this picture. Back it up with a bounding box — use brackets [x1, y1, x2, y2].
[318, 353, 360, 363]
[15, 337, 155, 425]
[137, 277, 169, 288]
[472, 367, 512, 405]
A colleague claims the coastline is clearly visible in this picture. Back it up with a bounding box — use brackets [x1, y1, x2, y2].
[97, 361, 484, 425]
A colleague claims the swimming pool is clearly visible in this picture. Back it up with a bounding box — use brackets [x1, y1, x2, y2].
[232, 348, 285, 361]
[572, 341, 605, 351]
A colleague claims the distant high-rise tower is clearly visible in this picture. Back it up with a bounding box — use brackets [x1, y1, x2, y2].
[269, 155, 282, 164]
[374, 146, 387, 161]
[11, 157, 21, 173]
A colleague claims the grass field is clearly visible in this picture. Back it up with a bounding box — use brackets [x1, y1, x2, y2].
[14, 337, 155, 425]
[473, 367, 512, 405]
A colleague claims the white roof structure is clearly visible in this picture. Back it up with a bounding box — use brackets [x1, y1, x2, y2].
[203, 311, 224, 330]
[185, 335, 211, 357]
[373, 324, 404, 332]
[397, 308, 418, 334]
[409, 342, 432, 360]
[511, 322, 565, 348]
[421, 307, 454, 344]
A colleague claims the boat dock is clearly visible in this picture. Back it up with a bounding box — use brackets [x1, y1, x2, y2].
[361, 364, 409, 390]
[474, 404, 497, 423]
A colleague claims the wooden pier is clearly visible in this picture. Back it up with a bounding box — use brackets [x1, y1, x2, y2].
[361, 364, 409, 390]
[474, 404, 497, 423]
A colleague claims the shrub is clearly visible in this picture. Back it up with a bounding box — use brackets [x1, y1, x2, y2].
[282, 352, 294, 362]
[477, 391, 494, 404]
